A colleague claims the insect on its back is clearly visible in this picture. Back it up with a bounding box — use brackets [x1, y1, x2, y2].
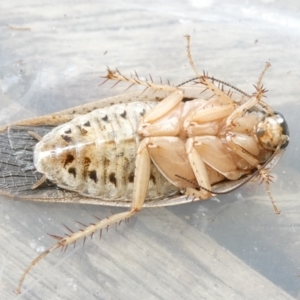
[0, 36, 289, 294]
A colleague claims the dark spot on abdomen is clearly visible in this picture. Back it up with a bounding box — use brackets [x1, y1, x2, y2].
[68, 167, 76, 178]
[89, 170, 98, 183]
[150, 173, 156, 185]
[102, 115, 109, 122]
[64, 154, 75, 167]
[120, 111, 127, 118]
[109, 172, 117, 186]
[84, 157, 91, 167]
[77, 125, 88, 135]
[62, 135, 72, 143]
[65, 129, 72, 134]
[128, 172, 134, 183]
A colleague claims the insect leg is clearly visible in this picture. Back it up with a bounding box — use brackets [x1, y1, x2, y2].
[184, 35, 234, 105]
[191, 136, 246, 180]
[27, 131, 43, 141]
[15, 207, 139, 294]
[138, 91, 183, 136]
[185, 138, 212, 199]
[31, 175, 47, 189]
[225, 96, 259, 128]
[226, 134, 260, 167]
[104, 68, 178, 93]
[226, 133, 280, 213]
[141, 90, 183, 123]
[183, 99, 235, 133]
[16, 140, 152, 294]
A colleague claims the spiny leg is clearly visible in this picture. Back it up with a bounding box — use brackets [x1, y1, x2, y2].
[226, 134, 281, 214]
[185, 35, 235, 105]
[225, 62, 273, 128]
[185, 138, 212, 199]
[254, 62, 274, 115]
[258, 168, 280, 214]
[185, 34, 202, 79]
[15, 210, 137, 294]
[103, 68, 178, 93]
[16, 139, 152, 294]
[256, 62, 271, 93]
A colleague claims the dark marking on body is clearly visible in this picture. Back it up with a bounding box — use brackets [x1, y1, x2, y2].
[116, 152, 124, 157]
[65, 129, 72, 134]
[109, 172, 117, 186]
[64, 154, 74, 167]
[77, 125, 88, 135]
[140, 109, 146, 116]
[120, 111, 127, 118]
[68, 167, 77, 177]
[150, 173, 156, 185]
[61, 135, 72, 143]
[83, 121, 91, 127]
[84, 157, 91, 167]
[102, 115, 109, 122]
[89, 170, 98, 183]
[128, 172, 134, 183]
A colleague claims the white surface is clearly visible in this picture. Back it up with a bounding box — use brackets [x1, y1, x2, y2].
[0, 1, 300, 299]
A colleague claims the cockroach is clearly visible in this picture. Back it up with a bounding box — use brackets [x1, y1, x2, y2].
[0, 36, 289, 294]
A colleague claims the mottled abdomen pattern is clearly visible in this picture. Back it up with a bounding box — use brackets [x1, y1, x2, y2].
[34, 101, 178, 201]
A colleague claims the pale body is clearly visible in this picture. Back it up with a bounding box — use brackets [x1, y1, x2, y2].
[34, 90, 275, 203]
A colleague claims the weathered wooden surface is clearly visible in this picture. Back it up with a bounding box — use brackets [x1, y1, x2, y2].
[0, 1, 300, 299]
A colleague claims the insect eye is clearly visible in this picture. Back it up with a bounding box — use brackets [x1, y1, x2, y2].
[274, 112, 289, 149]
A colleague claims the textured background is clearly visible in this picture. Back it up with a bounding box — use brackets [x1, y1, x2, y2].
[0, 1, 300, 299]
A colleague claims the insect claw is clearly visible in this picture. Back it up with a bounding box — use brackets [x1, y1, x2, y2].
[90, 232, 94, 239]
[149, 74, 153, 82]
[83, 237, 87, 248]
[100, 229, 102, 239]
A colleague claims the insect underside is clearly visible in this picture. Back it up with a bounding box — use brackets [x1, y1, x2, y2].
[0, 36, 289, 293]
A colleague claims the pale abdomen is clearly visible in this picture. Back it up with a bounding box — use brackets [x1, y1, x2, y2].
[34, 101, 179, 201]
